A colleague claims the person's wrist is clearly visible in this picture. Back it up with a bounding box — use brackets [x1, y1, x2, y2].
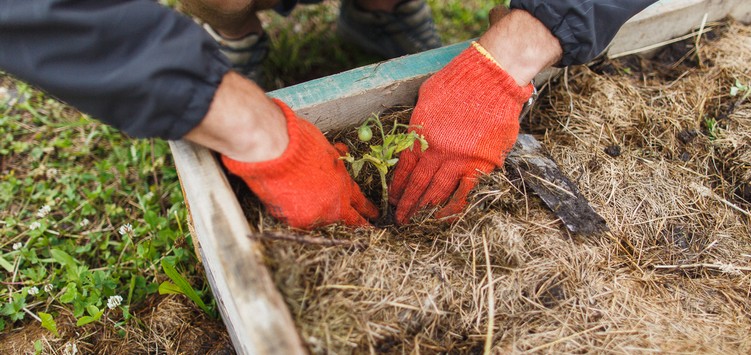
[183, 71, 289, 163]
[478, 9, 562, 86]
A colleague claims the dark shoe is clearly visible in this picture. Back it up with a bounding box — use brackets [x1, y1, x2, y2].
[201, 23, 269, 85]
[337, 0, 442, 58]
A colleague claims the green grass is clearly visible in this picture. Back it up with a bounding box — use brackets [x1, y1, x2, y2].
[0, 0, 499, 343]
[0, 77, 209, 334]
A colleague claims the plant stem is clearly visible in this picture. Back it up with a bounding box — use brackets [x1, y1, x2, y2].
[379, 171, 389, 216]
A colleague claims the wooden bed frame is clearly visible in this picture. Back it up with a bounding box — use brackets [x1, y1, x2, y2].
[168, 1, 751, 353]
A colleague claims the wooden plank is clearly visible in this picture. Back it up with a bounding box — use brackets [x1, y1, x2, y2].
[506, 134, 609, 235]
[169, 141, 306, 355]
[609, 0, 751, 57]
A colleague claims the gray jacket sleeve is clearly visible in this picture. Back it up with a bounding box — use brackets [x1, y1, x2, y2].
[0, 0, 231, 139]
[511, 0, 659, 66]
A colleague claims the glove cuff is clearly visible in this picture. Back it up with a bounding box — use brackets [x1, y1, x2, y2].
[454, 41, 534, 105]
[221, 99, 309, 180]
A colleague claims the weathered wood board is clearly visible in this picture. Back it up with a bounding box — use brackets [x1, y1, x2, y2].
[610, 0, 751, 57]
[169, 142, 306, 355]
[506, 134, 609, 235]
[169, 1, 751, 353]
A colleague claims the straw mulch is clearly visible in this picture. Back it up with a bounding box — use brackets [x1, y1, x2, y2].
[240, 22, 751, 354]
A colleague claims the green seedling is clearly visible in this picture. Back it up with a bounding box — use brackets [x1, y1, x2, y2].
[342, 113, 428, 216]
[730, 79, 750, 102]
[705, 116, 719, 141]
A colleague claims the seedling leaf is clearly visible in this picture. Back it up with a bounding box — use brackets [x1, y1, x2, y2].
[158, 281, 183, 295]
[418, 137, 429, 152]
[38, 312, 60, 337]
[160, 259, 212, 316]
[351, 160, 365, 178]
[50, 249, 78, 269]
[395, 137, 416, 153]
[0, 255, 13, 273]
[76, 305, 103, 326]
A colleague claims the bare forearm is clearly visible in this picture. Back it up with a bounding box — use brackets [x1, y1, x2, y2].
[478, 9, 562, 86]
[183, 71, 289, 162]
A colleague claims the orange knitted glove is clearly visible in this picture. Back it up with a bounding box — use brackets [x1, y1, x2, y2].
[390, 42, 533, 224]
[222, 99, 379, 229]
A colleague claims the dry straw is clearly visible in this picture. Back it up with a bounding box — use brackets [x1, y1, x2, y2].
[244, 22, 751, 354]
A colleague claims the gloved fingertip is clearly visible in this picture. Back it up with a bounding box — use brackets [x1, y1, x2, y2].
[349, 182, 379, 220]
[354, 198, 379, 221]
[394, 209, 410, 226]
[394, 200, 419, 225]
[343, 208, 371, 227]
[285, 219, 317, 231]
[362, 200, 380, 220]
[434, 175, 476, 221]
[434, 201, 467, 220]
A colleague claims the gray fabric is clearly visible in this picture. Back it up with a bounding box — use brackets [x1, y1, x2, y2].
[511, 0, 659, 66]
[0, 0, 231, 139]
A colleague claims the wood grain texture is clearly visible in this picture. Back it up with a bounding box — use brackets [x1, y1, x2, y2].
[609, 0, 751, 57]
[506, 135, 609, 235]
[169, 141, 306, 355]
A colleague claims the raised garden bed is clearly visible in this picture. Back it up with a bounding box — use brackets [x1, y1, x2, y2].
[169, 1, 751, 353]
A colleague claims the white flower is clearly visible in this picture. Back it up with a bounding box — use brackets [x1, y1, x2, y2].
[12, 242, 22, 250]
[45, 168, 59, 178]
[118, 223, 133, 236]
[80, 218, 90, 227]
[29, 221, 42, 230]
[44, 284, 54, 293]
[28, 286, 39, 296]
[37, 205, 51, 218]
[107, 295, 123, 309]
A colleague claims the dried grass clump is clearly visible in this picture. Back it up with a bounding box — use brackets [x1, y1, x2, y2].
[93, 295, 232, 354]
[242, 22, 751, 353]
[0, 295, 232, 354]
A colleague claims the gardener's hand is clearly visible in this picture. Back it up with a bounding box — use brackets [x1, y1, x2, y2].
[221, 99, 379, 229]
[389, 10, 562, 224]
[389, 42, 532, 223]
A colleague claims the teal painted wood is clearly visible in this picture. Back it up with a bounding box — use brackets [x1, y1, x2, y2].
[268, 40, 468, 110]
[267, 41, 470, 131]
